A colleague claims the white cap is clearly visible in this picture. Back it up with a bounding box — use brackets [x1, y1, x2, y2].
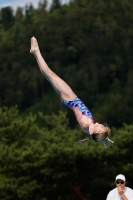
[115, 174, 126, 182]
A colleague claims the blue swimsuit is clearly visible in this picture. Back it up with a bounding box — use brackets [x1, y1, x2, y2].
[61, 96, 94, 134]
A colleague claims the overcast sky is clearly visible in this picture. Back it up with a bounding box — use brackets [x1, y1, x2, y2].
[0, 0, 70, 11]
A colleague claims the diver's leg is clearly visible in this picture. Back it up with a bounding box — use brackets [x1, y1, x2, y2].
[30, 36, 76, 100]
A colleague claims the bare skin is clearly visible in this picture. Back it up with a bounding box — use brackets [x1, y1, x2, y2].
[30, 36, 108, 135]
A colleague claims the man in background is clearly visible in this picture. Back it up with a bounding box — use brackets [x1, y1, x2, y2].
[106, 174, 133, 200]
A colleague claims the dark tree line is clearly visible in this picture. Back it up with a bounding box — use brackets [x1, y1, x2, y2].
[0, 0, 133, 127]
[0, 106, 133, 200]
[0, 1, 133, 199]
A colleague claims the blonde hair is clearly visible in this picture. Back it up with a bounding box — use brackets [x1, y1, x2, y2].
[91, 123, 111, 142]
[75, 124, 113, 148]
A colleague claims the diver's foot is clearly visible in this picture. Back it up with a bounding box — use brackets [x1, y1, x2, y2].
[30, 36, 40, 54]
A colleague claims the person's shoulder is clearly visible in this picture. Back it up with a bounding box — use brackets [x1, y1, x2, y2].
[108, 188, 117, 194]
[110, 188, 117, 192]
[125, 186, 133, 192]
[107, 188, 117, 200]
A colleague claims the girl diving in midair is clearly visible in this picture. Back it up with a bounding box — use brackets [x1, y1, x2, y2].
[30, 37, 114, 148]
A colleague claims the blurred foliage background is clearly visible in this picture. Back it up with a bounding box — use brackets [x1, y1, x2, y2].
[0, 0, 133, 199]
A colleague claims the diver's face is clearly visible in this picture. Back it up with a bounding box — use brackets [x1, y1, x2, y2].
[93, 122, 107, 134]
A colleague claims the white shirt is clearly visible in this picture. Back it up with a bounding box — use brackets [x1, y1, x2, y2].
[106, 187, 133, 200]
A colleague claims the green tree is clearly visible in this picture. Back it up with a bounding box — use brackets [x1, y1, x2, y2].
[1, 6, 14, 30]
[1, 0, 133, 128]
[0, 106, 133, 200]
